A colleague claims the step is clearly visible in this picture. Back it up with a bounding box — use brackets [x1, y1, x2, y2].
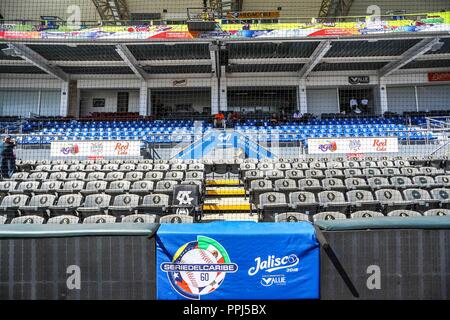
[205, 179, 241, 186]
[202, 197, 251, 211]
[206, 187, 246, 196]
[201, 213, 259, 222]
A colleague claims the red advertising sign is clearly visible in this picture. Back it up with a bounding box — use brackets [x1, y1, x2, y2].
[150, 32, 193, 39]
[428, 72, 450, 82]
[308, 28, 358, 37]
[3, 31, 40, 39]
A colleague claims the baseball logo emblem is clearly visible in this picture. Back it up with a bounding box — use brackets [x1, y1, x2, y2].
[161, 236, 238, 300]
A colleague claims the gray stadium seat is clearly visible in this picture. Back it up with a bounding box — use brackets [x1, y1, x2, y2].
[101, 163, 119, 172]
[145, 171, 164, 181]
[322, 178, 346, 192]
[350, 210, 384, 218]
[153, 164, 170, 171]
[285, 169, 304, 180]
[318, 191, 350, 213]
[10, 181, 40, 195]
[80, 180, 107, 196]
[387, 210, 422, 217]
[130, 180, 154, 196]
[324, 169, 345, 179]
[265, 170, 285, 180]
[310, 162, 327, 170]
[326, 161, 344, 169]
[0, 181, 18, 193]
[11, 216, 45, 224]
[375, 189, 413, 213]
[34, 180, 63, 195]
[86, 172, 106, 181]
[138, 194, 169, 215]
[363, 168, 383, 177]
[159, 214, 193, 224]
[430, 188, 450, 208]
[31, 165, 51, 172]
[188, 163, 205, 171]
[125, 171, 144, 182]
[390, 176, 415, 189]
[368, 177, 391, 190]
[274, 179, 297, 195]
[292, 162, 308, 170]
[257, 162, 274, 171]
[344, 168, 364, 178]
[104, 171, 125, 182]
[185, 171, 204, 181]
[47, 215, 80, 224]
[435, 175, 450, 187]
[77, 194, 112, 217]
[48, 172, 68, 181]
[244, 170, 265, 185]
[60, 180, 85, 195]
[108, 194, 140, 217]
[49, 194, 83, 216]
[305, 169, 325, 179]
[274, 163, 292, 171]
[343, 161, 360, 169]
[288, 191, 319, 215]
[136, 163, 154, 172]
[423, 209, 450, 216]
[85, 164, 103, 172]
[165, 171, 185, 182]
[67, 164, 85, 172]
[313, 212, 347, 222]
[344, 177, 370, 191]
[28, 172, 49, 181]
[377, 160, 394, 168]
[403, 188, 440, 212]
[83, 215, 117, 224]
[274, 212, 310, 222]
[382, 167, 401, 177]
[360, 161, 377, 168]
[119, 164, 136, 172]
[346, 190, 380, 212]
[258, 192, 289, 217]
[121, 214, 157, 223]
[66, 172, 87, 181]
[420, 167, 443, 176]
[0, 194, 29, 218]
[105, 180, 131, 195]
[155, 180, 178, 197]
[298, 178, 322, 193]
[413, 176, 438, 190]
[249, 179, 273, 205]
[0, 215, 6, 224]
[9, 172, 29, 181]
[401, 167, 420, 177]
[171, 164, 187, 171]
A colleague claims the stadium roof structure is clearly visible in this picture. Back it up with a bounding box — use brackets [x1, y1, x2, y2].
[1, 33, 449, 80]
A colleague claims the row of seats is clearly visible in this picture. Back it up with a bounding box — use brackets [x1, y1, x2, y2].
[0, 192, 192, 219]
[0, 180, 203, 198]
[8, 170, 205, 182]
[256, 188, 450, 215]
[1, 214, 191, 225]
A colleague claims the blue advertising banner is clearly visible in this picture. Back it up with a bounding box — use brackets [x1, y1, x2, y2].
[156, 221, 319, 300]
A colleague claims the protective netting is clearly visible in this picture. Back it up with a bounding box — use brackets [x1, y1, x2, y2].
[0, 1, 449, 224]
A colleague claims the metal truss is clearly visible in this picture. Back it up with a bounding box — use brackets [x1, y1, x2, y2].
[91, 0, 130, 24]
[319, 0, 354, 18]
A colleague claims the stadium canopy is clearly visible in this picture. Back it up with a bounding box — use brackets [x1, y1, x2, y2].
[1, 34, 449, 80]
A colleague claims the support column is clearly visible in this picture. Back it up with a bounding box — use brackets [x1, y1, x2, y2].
[148, 88, 152, 116]
[219, 66, 227, 112]
[139, 82, 148, 116]
[379, 78, 388, 115]
[211, 79, 219, 115]
[60, 82, 69, 117]
[298, 79, 308, 114]
[68, 80, 79, 118]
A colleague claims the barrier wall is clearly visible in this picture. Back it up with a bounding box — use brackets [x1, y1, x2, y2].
[319, 219, 450, 300]
[0, 224, 158, 300]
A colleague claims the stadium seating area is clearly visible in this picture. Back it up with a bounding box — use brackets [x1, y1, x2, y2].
[15, 116, 435, 145]
[0, 155, 448, 225]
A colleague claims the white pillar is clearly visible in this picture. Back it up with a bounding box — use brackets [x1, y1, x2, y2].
[60, 82, 69, 117]
[139, 82, 148, 116]
[219, 70, 227, 112]
[379, 78, 388, 114]
[148, 88, 152, 116]
[211, 79, 219, 115]
[299, 79, 308, 113]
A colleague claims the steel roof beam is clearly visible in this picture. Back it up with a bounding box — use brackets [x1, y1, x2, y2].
[6, 43, 69, 81]
[115, 44, 147, 80]
[91, 0, 130, 24]
[378, 37, 442, 77]
[298, 41, 332, 79]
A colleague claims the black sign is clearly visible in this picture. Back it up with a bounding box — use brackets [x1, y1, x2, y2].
[172, 184, 200, 207]
[348, 76, 370, 85]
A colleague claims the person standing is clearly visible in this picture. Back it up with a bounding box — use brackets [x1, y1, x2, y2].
[360, 97, 369, 113]
[349, 97, 361, 114]
[1, 135, 16, 178]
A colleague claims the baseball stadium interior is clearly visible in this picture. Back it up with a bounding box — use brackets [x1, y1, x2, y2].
[0, 0, 450, 302]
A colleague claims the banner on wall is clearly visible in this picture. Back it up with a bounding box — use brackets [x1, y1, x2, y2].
[50, 140, 141, 158]
[156, 222, 319, 300]
[307, 137, 399, 154]
[428, 72, 450, 82]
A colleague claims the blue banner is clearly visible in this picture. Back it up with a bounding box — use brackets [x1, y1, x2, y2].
[175, 130, 274, 160]
[156, 222, 319, 300]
